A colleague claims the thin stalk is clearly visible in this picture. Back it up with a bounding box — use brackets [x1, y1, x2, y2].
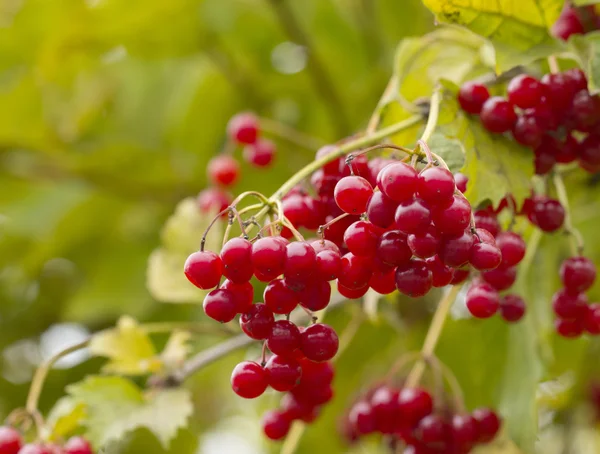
[420, 86, 441, 143]
[553, 172, 585, 255]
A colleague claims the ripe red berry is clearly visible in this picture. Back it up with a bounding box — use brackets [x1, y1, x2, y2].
[16, 445, 52, 454]
[408, 225, 441, 259]
[251, 236, 287, 281]
[474, 210, 500, 237]
[369, 269, 396, 294]
[338, 253, 373, 289]
[481, 265, 517, 291]
[555, 134, 579, 164]
[472, 408, 501, 443]
[184, 251, 223, 290]
[426, 255, 454, 287]
[207, 155, 240, 187]
[530, 197, 565, 232]
[500, 294, 526, 322]
[262, 410, 291, 440]
[231, 361, 268, 398]
[552, 5, 585, 40]
[344, 221, 380, 256]
[314, 249, 341, 280]
[0, 427, 22, 454]
[265, 355, 302, 391]
[240, 303, 274, 339]
[299, 358, 334, 386]
[580, 134, 600, 171]
[454, 173, 468, 193]
[203, 288, 237, 323]
[370, 386, 400, 434]
[507, 75, 543, 109]
[415, 414, 448, 448]
[299, 279, 331, 311]
[301, 323, 339, 362]
[395, 258, 433, 298]
[268, 320, 301, 356]
[438, 230, 475, 268]
[552, 289, 588, 319]
[197, 188, 232, 214]
[243, 138, 276, 167]
[366, 191, 398, 229]
[458, 82, 490, 114]
[264, 279, 299, 314]
[397, 387, 434, 426]
[512, 114, 544, 148]
[64, 437, 92, 454]
[450, 414, 478, 450]
[560, 256, 597, 293]
[337, 281, 369, 299]
[569, 90, 600, 130]
[334, 176, 373, 214]
[349, 401, 376, 435]
[227, 112, 259, 144]
[431, 195, 472, 237]
[584, 303, 600, 335]
[222, 279, 254, 313]
[395, 198, 432, 234]
[480, 97, 517, 133]
[542, 72, 578, 111]
[376, 230, 412, 267]
[555, 317, 584, 338]
[315, 145, 342, 175]
[221, 238, 254, 283]
[466, 283, 500, 318]
[495, 232, 526, 267]
[417, 167, 456, 205]
[470, 242, 502, 271]
[284, 241, 317, 281]
[378, 162, 419, 202]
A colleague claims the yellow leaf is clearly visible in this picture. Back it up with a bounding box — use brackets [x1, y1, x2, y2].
[160, 330, 191, 370]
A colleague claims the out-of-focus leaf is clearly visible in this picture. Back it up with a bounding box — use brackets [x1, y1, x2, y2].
[160, 331, 191, 371]
[89, 316, 161, 375]
[68, 376, 193, 449]
[569, 31, 600, 94]
[427, 132, 465, 173]
[46, 396, 87, 441]
[147, 198, 223, 304]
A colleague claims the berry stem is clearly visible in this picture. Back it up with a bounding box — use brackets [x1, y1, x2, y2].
[404, 284, 463, 388]
[547, 55, 560, 74]
[419, 85, 441, 143]
[259, 117, 325, 150]
[552, 172, 585, 255]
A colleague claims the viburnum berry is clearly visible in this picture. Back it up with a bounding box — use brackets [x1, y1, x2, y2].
[480, 97, 517, 133]
[292, 382, 334, 406]
[222, 279, 254, 313]
[0, 426, 22, 454]
[268, 320, 301, 356]
[454, 172, 468, 193]
[301, 323, 339, 362]
[369, 269, 396, 294]
[262, 410, 291, 440]
[552, 4, 586, 40]
[560, 256, 597, 293]
[348, 401, 376, 435]
[534, 148, 556, 175]
[284, 241, 317, 281]
[507, 74, 543, 109]
[370, 386, 400, 434]
[338, 253, 373, 289]
[580, 134, 600, 172]
[584, 303, 600, 334]
[315, 249, 342, 280]
[64, 437, 93, 454]
[184, 251, 223, 290]
[395, 198, 432, 234]
[500, 294, 526, 322]
[376, 230, 412, 267]
[431, 195, 472, 236]
[474, 210, 500, 237]
[207, 155, 240, 187]
[481, 265, 517, 291]
[366, 191, 398, 229]
[337, 281, 369, 299]
[15, 445, 53, 454]
[315, 145, 342, 175]
[555, 317, 585, 338]
[407, 225, 441, 259]
[438, 230, 475, 268]
[395, 258, 433, 298]
[470, 241, 502, 271]
[466, 283, 500, 319]
[240, 303, 274, 339]
[512, 114, 544, 148]
[426, 255, 454, 287]
[415, 414, 448, 449]
[264, 279, 299, 314]
[555, 134, 579, 164]
[298, 279, 331, 311]
[552, 289, 588, 319]
[221, 238, 254, 283]
[542, 72, 578, 111]
[495, 231, 526, 267]
[377, 162, 419, 202]
[417, 167, 456, 205]
[231, 361, 268, 398]
[472, 408, 501, 443]
[197, 187, 232, 214]
[251, 236, 287, 281]
[450, 414, 478, 450]
[203, 288, 237, 323]
[344, 220, 379, 256]
[343, 154, 370, 178]
[227, 112, 259, 144]
[529, 197, 565, 232]
[397, 387, 434, 426]
[458, 82, 490, 114]
[334, 175, 373, 214]
[450, 267, 470, 285]
[243, 138, 276, 167]
[265, 355, 302, 391]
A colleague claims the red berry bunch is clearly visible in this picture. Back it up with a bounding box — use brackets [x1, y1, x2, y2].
[552, 4, 600, 41]
[0, 427, 93, 454]
[341, 384, 501, 453]
[227, 112, 276, 168]
[458, 69, 600, 175]
[552, 255, 599, 338]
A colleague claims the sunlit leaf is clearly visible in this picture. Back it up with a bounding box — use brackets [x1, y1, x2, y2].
[46, 397, 87, 441]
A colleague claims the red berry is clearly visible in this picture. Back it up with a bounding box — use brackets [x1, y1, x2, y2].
[580, 134, 600, 171]
[565, 68, 588, 92]
[16, 445, 52, 454]
[431, 195, 472, 236]
[417, 167, 456, 205]
[450, 414, 477, 450]
[534, 149, 556, 175]
[395, 258, 433, 298]
[474, 210, 500, 237]
[408, 225, 441, 259]
[415, 414, 448, 449]
[262, 410, 291, 440]
[454, 173, 468, 193]
[197, 187, 232, 214]
[344, 221, 380, 256]
[369, 269, 397, 294]
[512, 114, 544, 148]
[292, 382, 334, 405]
[338, 253, 373, 289]
[265, 355, 302, 391]
[555, 317, 584, 338]
[299, 358, 334, 386]
[342, 154, 370, 178]
[481, 265, 517, 291]
[231, 361, 268, 398]
[395, 198, 432, 234]
[555, 134, 579, 164]
[184, 251, 223, 290]
[530, 197, 565, 232]
[496, 232, 526, 267]
[203, 288, 237, 323]
[475, 227, 496, 246]
[426, 255, 454, 287]
[470, 242, 502, 271]
[207, 155, 240, 187]
[315, 249, 342, 281]
[0, 427, 22, 454]
[378, 162, 419, 202]
[222, 279, 254, 313]
[252, 236, 287, 281]
[227, 112, 259, 144]
[243, 138, 276, 167]
[450, 267, 470, 285]
[552, 289, 588, 319]
[334, 176, 373, 214]
[438, 230, 475, 268]
[337, 281, 369, 299]
[316, 145, 342, 175]
[472, 408, 501, 443]
[268, 320, 301, 356]
[301, 323, 339, 362]
[569, 90, 600, 130]
[299, 279, 331, 311]
[280, 393, 318, 421]
[480, 97, 517, 133]
[370, 386, 400, 434]
[264, 279, 299, 314]
[397, 387, 434, 426]
[560, 256, 597, 293]
[221, 238, 254, 283]
[284, 241, 317, 281]
[500, 294, 526, 322]
[458, 82, 490, 114]
[349, 401, 376, 435]
[507, 75, 543, 109]
[552, 5, 585, 40]
[584, 303, 600, 335]
[240, 303, 274, 339]
[466, 283, 500, 318]
[366, 191, 398, 229]
[64, 437, 92, 454]
[541, 73, 578, 111]
[376, 230, 412, 267]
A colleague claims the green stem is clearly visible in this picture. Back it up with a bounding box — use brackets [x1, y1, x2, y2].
[553, 173, 584, 255]
[420, 85, 441, 143]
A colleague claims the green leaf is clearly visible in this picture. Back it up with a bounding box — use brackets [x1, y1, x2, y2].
[569, 31, 600, 93]
[146, 197, 224, 304]
[427, 132, 466, 173]
[160, 331, 192, 371]
[572, 0, 600, 5]
[68, 376, 193, 449]
[437, 83, 535, 207]
[89, 316, 161, 376]
[420, 0, 565, 71]
[46, 397, 87, 441]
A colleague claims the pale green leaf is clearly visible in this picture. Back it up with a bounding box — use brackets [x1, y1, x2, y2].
[160, 331, 192, 371]
[89, 316, 161, 376]
[569, 31, 600, 93]
[46, 397, 87, 441]
[68, 376, 193, 449]
[427, 132, 466, 173]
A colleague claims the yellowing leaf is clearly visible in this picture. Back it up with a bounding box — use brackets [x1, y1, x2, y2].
[160, 331, 191, 371]
[89, 316, 161, 375]
[46, 397, 87, 441]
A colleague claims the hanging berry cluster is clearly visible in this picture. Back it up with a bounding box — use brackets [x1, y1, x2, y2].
[341, 383, 501, 454]
[458, 69, 600, 175]
[0, 426, 92, 454]
[552, 3, 600, 41]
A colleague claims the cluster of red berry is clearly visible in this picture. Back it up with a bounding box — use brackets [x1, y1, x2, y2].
[458, 69, 600, 175]
[552, 255, 599, 337]
[341, 384, 501, 453]
[0, 427, 92, 454]
[197, 112, 276, 216]
[552, 3, 600, 41]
